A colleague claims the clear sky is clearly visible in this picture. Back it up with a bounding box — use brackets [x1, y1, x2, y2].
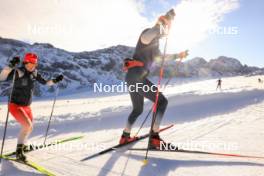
[0, 0, 263, 67]
[189, 0, 264, 67]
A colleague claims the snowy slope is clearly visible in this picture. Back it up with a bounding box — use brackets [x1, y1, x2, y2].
[1, 75, 264, 176]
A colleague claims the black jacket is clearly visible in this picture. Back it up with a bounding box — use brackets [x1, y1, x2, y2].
[7, 66, 48, 106]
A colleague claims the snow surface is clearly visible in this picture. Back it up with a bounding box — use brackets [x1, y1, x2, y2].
[1, 75, 264, 176]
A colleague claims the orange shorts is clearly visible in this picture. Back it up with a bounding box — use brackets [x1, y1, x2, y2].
[9, 103, 33, 127]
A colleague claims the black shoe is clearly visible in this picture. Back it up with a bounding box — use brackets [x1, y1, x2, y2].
[16, 144, 27, 162]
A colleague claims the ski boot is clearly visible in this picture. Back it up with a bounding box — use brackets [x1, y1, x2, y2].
[119, 131, 137, 145]
[150, 132, 178, 151]
[16, 144, 27, 162]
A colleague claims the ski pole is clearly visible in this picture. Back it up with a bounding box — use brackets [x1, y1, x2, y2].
[43, 85, 59, 145]
[144, 36, 169, 164]
[0, 68, 17, 163]
[134, 108, 152, 137]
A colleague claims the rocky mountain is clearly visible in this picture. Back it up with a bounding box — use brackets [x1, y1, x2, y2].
[158, 56, 264, 78]
[0, 37, 133, 97]
[0, 37, 263, 97]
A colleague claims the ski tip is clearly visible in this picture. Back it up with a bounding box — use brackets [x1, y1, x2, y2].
[142, 159, 149, 166]
[67, 135, 85, 140]
[167, 124, 174, 128]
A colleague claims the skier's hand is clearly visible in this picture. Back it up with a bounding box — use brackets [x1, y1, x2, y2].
[53, 75, 64, 83]
[158, 17, 172, 36]
[158, 16, 171, 30]
[175, 50, 189, 60]
[165, 9, 176, 21]
[9, 56, 20, 67]
[157, 9, 176, 36]
[158, 9, 175, 28]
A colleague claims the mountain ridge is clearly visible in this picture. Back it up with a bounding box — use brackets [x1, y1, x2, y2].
[0, 37, 263, 97]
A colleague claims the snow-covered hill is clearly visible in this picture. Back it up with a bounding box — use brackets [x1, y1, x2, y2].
[162, 56, 264, 78]
[0, 37, 134, 97]
[0, 37, 263, 98]
[1, 75, 264, 176]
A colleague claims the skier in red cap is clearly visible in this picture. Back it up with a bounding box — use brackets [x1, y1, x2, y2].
[0, 53, 64, 161]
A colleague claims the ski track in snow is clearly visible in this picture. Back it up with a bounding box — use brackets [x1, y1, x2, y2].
[1, 75, 264, 176]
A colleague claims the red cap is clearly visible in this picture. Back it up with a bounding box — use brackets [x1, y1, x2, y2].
[23, 53, 38, 64]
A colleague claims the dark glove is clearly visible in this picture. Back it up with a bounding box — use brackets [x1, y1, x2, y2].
[52, 75, 64, 83]
[9, 56, 20, 67]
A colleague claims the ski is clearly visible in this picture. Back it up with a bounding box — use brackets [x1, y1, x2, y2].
[128, 148, 264, 160]
[81, 124, 174, 161]
[2, 155, 55, 176]
[2, 135, 84, 157]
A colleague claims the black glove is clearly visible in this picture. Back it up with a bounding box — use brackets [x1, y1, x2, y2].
[52, 75, 64, 83]
[9, 56, 20, 67]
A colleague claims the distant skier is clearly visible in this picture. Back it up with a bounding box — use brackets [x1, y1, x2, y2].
[258, 78, 263, 83]
[120, 9, 188, 149]
[216, 78, 222, 91]
[0, 53, 63, 161]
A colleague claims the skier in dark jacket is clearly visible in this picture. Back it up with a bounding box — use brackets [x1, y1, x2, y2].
[120, 9, 188, 149]
[0, 53, 63, 161]
[216, 78, 222, 91]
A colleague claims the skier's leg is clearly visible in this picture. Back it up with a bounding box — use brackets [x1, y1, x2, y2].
[17, 106, 33, 144]
[9, 103, 33, 145]
[125, 90, 144, 133]
[120, 86, 144, 144]
[9, 103, 33, 161]
[136, 79, 171, 149]
[137, 78, 168, 133]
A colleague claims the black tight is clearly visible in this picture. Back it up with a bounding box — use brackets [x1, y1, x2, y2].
[125, 76, 168, 132]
